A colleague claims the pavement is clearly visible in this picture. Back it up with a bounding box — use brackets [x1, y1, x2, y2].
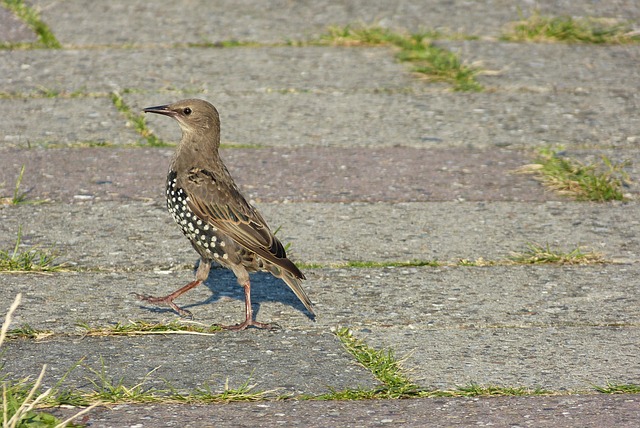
[1, 1, 639, 427]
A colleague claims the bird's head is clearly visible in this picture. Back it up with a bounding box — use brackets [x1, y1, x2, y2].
[143, 99, 220, 138]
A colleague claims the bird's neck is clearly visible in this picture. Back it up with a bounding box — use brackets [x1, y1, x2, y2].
[171, 130, 221, 172]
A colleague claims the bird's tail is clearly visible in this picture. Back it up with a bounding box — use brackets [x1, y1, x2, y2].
[270, 266, 314, 316]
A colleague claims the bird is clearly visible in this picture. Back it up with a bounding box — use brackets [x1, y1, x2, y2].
[135, 99, 314, 330]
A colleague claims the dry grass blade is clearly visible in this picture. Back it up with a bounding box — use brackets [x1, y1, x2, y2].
[2, 294, 96, 427]
[0, 294, 22, 347]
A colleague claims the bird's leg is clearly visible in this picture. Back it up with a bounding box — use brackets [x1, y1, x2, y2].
[223, 269, 273, 330]
[134, 259, 211, 318]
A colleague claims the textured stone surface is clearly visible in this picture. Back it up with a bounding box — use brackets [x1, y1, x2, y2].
[1, 0, 638, 424]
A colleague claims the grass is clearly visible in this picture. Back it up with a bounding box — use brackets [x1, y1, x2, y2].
[77, 320, 223, 337]
[315, 25, 483, 91]
[316, 327, 421, 399]
[0, 164, 28, 205]
[503, 11, 640, 44]
[510, 242, 606, 265]
[110, 91, 171, 147]
[6, 324, 53, 340]
[593, 382, 640, 394]
[518, 147, 631, 202]
[1, 294, 95, 427]
[298, 244, 609, 270]
[0, 226, 67, 272]
[1, 0, 61, 48]
[315, 327, 556, 400]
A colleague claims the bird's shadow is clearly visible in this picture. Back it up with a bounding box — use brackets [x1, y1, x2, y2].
[140, 263, 315, 321]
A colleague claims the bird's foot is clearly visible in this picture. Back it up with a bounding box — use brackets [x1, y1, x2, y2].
[131, 292, 193, 318]
[221, 320, 279, 331]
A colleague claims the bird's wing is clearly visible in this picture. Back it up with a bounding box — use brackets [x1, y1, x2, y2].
[180, 167, 305, 279]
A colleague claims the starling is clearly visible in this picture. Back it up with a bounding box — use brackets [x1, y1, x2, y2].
[136, 99, 313, 330]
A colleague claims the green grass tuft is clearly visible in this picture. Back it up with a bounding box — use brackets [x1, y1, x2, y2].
[1, 0, 61, 48]
[593, 382, 640, 394]
[510, 242, 606, 265]
[0, 226, 67, 272]
[519, 147, 631, 202]
[329, 327, 421, 399]
[503, 11, 640, 44]
[451, 383, 552, 397]
[168, 378, 275, 403]
[6, 324, 53, 340]
[111, 92, 172, 147]
[316, 24, 483, 91]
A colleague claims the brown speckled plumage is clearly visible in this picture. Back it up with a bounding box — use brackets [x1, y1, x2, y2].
[135, 99, 313, 330]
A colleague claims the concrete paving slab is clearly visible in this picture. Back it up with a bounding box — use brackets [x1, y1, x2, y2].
[2, 145, 636, 207]
[0, 146, 555, 204]
[308, 264, 640, 329]
[1, 201, 638, 268]
[2, 270, 317, 332]
[131, 89, 640, 149]
[42, 394, 640, 428]
[0, 97, 139, 148]
[446, 41, 640, 92]
[1, 329, 377, 396]
[0, 5, 38, 44]
[1, 263, 637, 395]
[3, 88, 636, 150]
[0, 47, 413, 94]
[30, 0, 640, 46]
[3, 265, 638, 333]
[361, 325, 640, 391]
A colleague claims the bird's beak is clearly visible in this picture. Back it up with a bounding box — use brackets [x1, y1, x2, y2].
[143, 104, 176, 117]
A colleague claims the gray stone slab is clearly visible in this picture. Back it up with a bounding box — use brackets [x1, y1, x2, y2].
[1, 201, 638, 268]
[360, 325, 640, 391]
[1, 264, 637, 393]
[42, 394, 640, 428]
[0, 5, 38, 44]
[0, 146, 557, 204]
[1, 146, 636, 206]
[132, 89, 640, 149]
[1, 330, 376, 396]
[0, 47, 413, 94]
[2, 88, 638, 149]
[446, 41, 640, 93]
[31, 0, 640, 45]
[2, 270, 316, 331]
[0, 97, 139, 148]
[3, 265, 638, 333]
[309, 264, 640, 329]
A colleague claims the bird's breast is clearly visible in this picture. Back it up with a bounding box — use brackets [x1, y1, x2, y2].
[166, 170, 237, 264]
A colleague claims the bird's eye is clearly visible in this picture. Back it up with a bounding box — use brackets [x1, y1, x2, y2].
[183, 107, 192, 115]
